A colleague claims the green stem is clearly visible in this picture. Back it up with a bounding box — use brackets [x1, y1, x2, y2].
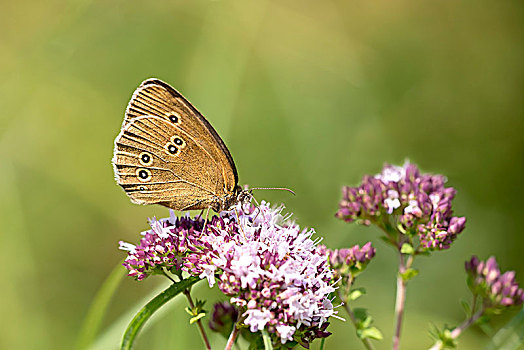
[183, 288, 211, 350]
[392, 252, 414, 350]
[165, 270, 212, 349]
[225, 323, 241, 350]
[337, 290, 375, 350]
[120, 276, 201, 350]
[428, 301, 485, 350]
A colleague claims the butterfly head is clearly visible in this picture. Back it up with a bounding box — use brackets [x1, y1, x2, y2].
[236, 186, 254, 207]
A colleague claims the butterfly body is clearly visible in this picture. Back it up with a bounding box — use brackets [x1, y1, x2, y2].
[112, 79, 247, 212]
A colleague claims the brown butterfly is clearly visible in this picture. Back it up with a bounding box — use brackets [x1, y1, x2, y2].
[112, 78, 251, 213]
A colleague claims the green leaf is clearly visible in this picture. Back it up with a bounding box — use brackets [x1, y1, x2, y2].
[189, 313, 206, 324]
[120, 276, 201, 350]
[348, 288, 366, 301]
[352, 308, 368, 324]
[400, 268, 419, 281]
[360, 316, 372, 329]
[400, 243, 415, 255]
[460, 299, 471, 315]
[261, 329, 274, 350]
[396, 223, 407, 234]
[360, 327, 383, 340]
[76, 260, 126, 350]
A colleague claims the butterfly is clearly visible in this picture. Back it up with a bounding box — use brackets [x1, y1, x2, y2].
[112, 78, 252, 213]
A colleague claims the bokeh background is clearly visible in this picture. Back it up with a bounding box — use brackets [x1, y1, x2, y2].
[1, 0, 523, 349]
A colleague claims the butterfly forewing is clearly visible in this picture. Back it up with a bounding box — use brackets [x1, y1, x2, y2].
[112, 79, 239, 211]
[124, 79, 237, 185]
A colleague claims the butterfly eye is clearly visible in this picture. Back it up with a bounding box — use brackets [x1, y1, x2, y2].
[168, 114, 180, 124]
[139, 186, 147, 192]
[136, 168, 152, 182]
[170, 135, 186, 148]
[165, 143, 179, 155]
[139, 152, 153, 166]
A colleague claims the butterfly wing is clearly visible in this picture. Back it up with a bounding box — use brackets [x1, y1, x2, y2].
[124, 78, 238, 185]
[112, 79, 238, 211]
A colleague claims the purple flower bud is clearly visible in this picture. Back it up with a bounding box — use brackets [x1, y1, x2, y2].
[209, 301, 239, 337]
[465, 255, 524, 309]
[321, 242, 376, 285]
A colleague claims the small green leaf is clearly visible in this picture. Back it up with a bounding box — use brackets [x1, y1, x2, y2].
[476, 314, 492, 326]
[460, 299, 471, 315]
[261, 329, 273, 350]
[360, 316, 372, 329]
[348, 288, 366, 301]
[439, 329, 457, 348]
[189, 312, 206, 324]
[400, 243, 415, 255]
[360, 327, 383, 340]
[397, 223, 407, 234]
[185, 298, 207, 324]
[400, 268, 419, 281]
[120, 276, 201, 350]
[352, 308, 368, 324]
[428, 323, 440, 340]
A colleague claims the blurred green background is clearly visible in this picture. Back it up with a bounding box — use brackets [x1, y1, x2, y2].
[1, 0, 523, 349]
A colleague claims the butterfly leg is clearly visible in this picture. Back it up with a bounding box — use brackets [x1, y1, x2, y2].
[197, 209, 205, 221]
[234, 207, 247, 239]
[250, 195, 263, 222]
[202, 207, 211, 233]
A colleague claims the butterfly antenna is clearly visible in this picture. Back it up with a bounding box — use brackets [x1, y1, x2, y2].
[250, 187, 296, 196]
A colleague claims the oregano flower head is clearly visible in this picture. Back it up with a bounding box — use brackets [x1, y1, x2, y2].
[120, 202, 338, 346]
[336, 162, 466, 251]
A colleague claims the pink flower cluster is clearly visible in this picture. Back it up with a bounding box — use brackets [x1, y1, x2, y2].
[119, 202, 337, 345]
[465, 256, 524, 309]
[336, 162, 466, 250]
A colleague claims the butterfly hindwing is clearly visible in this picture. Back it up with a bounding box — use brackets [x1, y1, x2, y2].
[113, 115, 224, 210]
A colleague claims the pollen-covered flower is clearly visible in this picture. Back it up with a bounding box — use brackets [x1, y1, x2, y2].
[336, 162, 466, 251]
[119, 202, 337, 346]
[465, 256, 524, 309]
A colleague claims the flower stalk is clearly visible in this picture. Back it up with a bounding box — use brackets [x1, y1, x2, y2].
[225, 324, 240, 350]
[428, 307, 484, 350]
[393, 252, 413, 350]
[224, 313, 244, 350]
[183, 288, 211, 350]
[337, 289, 375, 350]
[323, 243, 379, 348]
[161, 270, 211, 349]
[430, 256, 524, 349]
